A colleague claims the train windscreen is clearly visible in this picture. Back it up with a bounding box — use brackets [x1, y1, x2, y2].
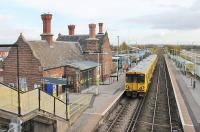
[126, 74, 145, 83]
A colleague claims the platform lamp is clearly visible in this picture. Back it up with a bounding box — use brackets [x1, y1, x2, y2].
[16, 43, 21, 116]
[117, 35, 120, 81]
[88, 52, 108, 95]
[193, 49, 196, 88]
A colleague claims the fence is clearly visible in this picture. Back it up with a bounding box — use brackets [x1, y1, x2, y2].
[0, 83, 91, 122]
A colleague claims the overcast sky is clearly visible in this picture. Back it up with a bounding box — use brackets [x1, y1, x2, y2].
[0, 0, 200, 45]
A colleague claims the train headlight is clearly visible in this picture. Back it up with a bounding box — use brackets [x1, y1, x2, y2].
[139, 86, 144, 90]
[126, 85, 129, 89]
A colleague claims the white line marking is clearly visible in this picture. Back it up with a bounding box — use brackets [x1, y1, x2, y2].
[84, 112, 102, 115]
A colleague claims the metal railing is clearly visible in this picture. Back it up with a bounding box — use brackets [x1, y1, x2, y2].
[0, 83, 91, 122]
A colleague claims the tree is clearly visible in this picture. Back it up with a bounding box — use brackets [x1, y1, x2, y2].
[119, 41, 130, 53]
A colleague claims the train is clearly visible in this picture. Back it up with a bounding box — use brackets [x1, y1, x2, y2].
[125, 54, 158, 97]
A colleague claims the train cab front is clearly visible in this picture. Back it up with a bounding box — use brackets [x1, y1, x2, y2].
[125, 73, 145, 98]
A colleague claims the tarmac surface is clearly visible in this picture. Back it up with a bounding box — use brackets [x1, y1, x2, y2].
[67, 72, 125, 132]
[166, 55, 199, 131]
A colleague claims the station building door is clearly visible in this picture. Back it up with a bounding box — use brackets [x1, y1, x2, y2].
[80, 70, 93, 90]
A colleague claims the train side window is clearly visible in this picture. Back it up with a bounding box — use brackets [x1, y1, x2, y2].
[137, 74, 145, 83]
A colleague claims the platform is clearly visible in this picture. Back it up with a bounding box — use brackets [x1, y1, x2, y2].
[68, 74, 125, 132]
[165, 55, 197, 132]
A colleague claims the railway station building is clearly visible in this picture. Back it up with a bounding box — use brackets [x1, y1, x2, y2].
[3, 13, 102, 95]
[57, 22, 114, 82]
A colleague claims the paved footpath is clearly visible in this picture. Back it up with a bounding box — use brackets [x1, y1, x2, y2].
[68, 73, 125, 132]
[169, 58, 200, 131]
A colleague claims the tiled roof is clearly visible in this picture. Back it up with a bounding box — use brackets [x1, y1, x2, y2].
[0, 47, 11, 52]
[27, 40, 86, 70]
[56, 34, 105, 51]
[70, 61, 99, 71]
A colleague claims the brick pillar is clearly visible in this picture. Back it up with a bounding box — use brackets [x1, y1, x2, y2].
[98, 23, 103, 34]
[68, 25, 75, 35]
[40, 13, 54, 45]
[89, 24, 96, 38]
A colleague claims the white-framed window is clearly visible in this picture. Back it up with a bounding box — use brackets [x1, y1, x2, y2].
[19, 77, 28, 91]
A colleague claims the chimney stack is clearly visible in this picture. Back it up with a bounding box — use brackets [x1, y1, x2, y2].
[89, 24, 96, 38]
[40, 13, 53, 45]
[68, 25, 75, 35]
[98, 23, 103, 34]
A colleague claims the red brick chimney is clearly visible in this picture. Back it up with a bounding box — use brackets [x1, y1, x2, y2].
[89, 24, 96, 38]
[40, 13, 53, 45]
[98, 23, 103, 34]
[68, 25, 75, 35]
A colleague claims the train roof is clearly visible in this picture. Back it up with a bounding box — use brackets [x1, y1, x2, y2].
[128, 54, 157, 73]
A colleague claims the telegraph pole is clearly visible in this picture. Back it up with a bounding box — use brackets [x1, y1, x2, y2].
[117, 36, 119, 81]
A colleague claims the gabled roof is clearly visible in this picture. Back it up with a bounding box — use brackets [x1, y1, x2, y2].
[27, 40, 86, 70]
[56, 33, 105, 51]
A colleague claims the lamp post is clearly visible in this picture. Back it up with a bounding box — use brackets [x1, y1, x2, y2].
[15, 44, 21, 116]
[88, 52, 108, 95]
[192, 49, 196, 88]
[117, 36, 119, 81]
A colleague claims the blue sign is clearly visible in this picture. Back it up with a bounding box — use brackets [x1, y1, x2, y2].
[42, 77, 67, 85]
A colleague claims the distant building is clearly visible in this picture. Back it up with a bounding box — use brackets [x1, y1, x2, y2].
[0, 47, 10, 61]
[3, 13, 99, 94]
[57, 23, 114, 81]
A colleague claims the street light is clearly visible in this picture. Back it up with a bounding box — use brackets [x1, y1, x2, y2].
[117, 36, 120, 81]
[192, 49, 196, 88]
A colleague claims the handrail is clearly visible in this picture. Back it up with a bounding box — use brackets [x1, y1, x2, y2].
[0, 82, 24, 93]
[0, 82, 66, 105]
[0, 83, 91, 122]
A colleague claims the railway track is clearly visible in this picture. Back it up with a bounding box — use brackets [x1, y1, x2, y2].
[97, 51, 183, 132]
[129, 54, 183, 132]
[97, 97, 139, 132]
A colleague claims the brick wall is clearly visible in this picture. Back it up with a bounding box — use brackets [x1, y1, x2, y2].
[84, 35, 113, 81]
[3, 35, 42, 90]
[43, 67, 64, 77]
[101, 35, 113, 79]
[0, 69, 3, 82]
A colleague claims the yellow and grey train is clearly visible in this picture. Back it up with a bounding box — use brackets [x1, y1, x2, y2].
[125, 54, 157, 97]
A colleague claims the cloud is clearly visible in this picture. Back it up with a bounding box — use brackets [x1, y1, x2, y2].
[0, 14, 13, 22]
[0, 0, 200, 44]
[127, 0, 200, 30]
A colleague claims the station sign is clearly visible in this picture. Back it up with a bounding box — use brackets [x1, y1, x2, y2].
[41, 77, 67, 85]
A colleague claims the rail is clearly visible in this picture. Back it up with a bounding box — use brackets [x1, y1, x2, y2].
[126, 95, 146, 132]
[106, 99, 129, 132]
[151, 63, 161, 132]
[164, 61, 173, 132]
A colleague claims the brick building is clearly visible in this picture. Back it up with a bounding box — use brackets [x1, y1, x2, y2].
[57, 23, 114, 82]
[0, 47, 10, 60]
[0, 47, 10, 82]
[3, 13, 99, 94]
